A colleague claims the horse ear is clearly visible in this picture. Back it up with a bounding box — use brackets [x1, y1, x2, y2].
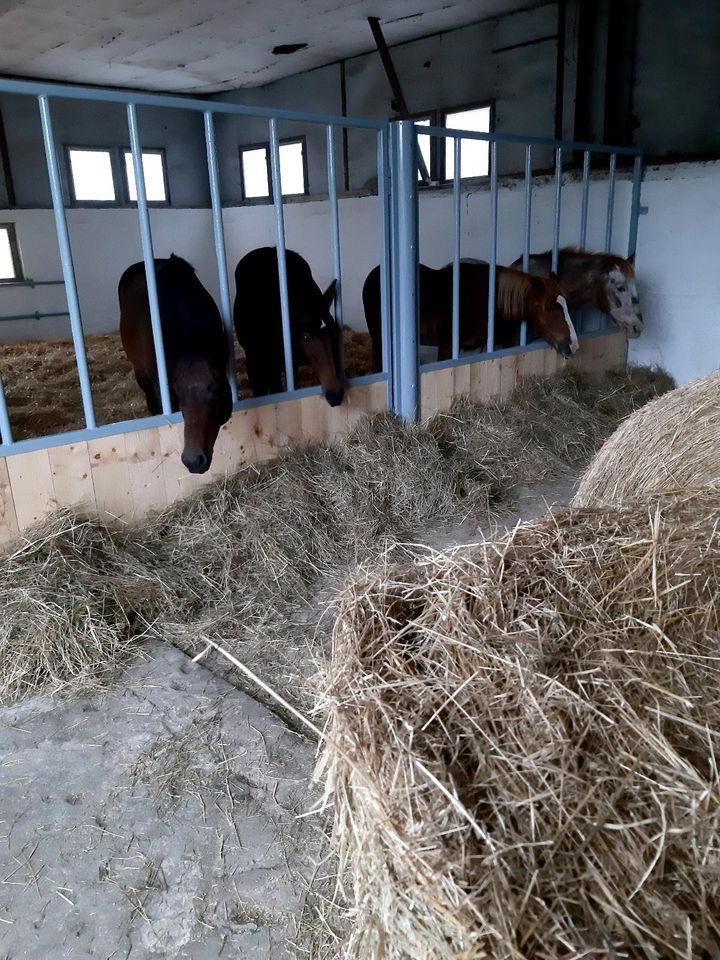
[322, 280, 338, 308]
[627, 252, 635, 266]
[549, 270, 559, 282]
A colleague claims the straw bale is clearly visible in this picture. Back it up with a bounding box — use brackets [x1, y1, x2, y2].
[574, 368, 720, 506]
[322, 489, 720, 959]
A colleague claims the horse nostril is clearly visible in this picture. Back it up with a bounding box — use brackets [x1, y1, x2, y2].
[325, 389, 344, 408]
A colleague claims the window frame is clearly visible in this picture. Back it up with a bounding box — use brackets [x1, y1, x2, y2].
[238, 135, 309, 203]
[0, 222, 24, 283]
[64, 145, 170, 207]
[65, 145, 119, 206]
[412, 100, 495, 184]
[121, 147, 171, 206]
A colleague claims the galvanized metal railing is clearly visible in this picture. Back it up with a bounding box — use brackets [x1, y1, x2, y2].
[0, 76, 391, 453]
[410, 120, 643, 393]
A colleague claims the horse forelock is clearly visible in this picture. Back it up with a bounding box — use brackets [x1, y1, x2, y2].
[537, 246, 636, 279]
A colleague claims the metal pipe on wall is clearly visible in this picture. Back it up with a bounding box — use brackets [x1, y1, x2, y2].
[605, 151, 617, 250]
[38, 95, 97, 430]
[127, 102, 172, 416]
[268, 117, 295, 393]
[377, 127, 393, 409]
[551, 146, 563, 274]
[203, 110, 238, 403]
[520, 143, 533, 346]
[0, 376, 13, 445]
[580, 149, 591, 248]
[627, 154, 643, 258]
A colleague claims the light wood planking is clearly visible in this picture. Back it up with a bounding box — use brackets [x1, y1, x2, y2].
[0, 458, 19, 543]
[48, 442, 95, 513]
[124, 427, 167, 520]
[6, 448, 55, 529]
[87, 434, 134, 523]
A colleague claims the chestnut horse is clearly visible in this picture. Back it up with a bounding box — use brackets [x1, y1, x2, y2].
[233, 247, 344, 406]
[119, 255, 232, 474]
[510, 247, 643, 337]
[363, 261, 578, 367]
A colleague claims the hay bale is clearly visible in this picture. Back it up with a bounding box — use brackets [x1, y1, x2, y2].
[574, 368, 720, 506]
[321, 489, 720, 959]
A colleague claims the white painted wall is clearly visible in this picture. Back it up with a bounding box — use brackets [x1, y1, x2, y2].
[1, 160, 717, 387]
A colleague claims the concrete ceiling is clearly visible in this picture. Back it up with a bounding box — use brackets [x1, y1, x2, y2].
[0, 0, 550, 94]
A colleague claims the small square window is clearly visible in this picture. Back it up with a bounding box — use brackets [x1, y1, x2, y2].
[445, 106, 492, 180]
[68, 148, 116, 202]
[0, 223, 23, 282]
[123, 150, 168, 203]
[239, 139, 308, 201]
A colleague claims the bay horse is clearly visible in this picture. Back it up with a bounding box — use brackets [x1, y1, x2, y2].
[363, 261, 578, 367]
[233, 247, 344, 406]
[119, 254, 232, 474]
[510, 247, 643, 337]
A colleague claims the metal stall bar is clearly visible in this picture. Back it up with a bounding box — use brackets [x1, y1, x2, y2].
[377, 127, 393, 409]
[389, 121, 419, 420]
[326, 124, 343, 329]
[0, 310, 69, 322]
[520, 143, 533, 346]
[38, 95, 96, 429]
[203, 110, 238, 403]
[451, 137, 461, 360]
[0, 376, 13, 445]
[127, 102, 172, 415]
[580, 149, 591, 248]
[605, 152, 617, 250]
[627, 154, 643, 258]
[268, 117, 295, 394]
[551, 146, 563, 274]
[487, 139, 498, 353]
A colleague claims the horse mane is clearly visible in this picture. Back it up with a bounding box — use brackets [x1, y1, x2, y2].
[496, 267, 544, 318]
[538, 245, 636, 278]
[167, 253, 197, 275]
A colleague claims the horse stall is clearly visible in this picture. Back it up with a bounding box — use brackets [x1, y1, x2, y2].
[0, 79, 635, 542]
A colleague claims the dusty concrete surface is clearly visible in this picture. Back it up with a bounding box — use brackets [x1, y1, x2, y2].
[0, 645, 322, 959]
[0, 477, 577, 959]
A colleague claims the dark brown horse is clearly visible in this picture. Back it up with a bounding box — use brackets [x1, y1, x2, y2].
[363, 261, 577, 367]
[119, 254, 232, 474]
[233, 247, 344, 406]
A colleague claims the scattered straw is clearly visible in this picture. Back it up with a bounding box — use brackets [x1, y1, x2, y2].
[0, 366, 672, 708]
[574, 368, 720, 506]
[321, 489, 720, 959]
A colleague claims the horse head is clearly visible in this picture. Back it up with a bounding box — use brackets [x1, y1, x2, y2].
[529, 274, 579, 358]
[299, 279, 345, 407]
[599, 255, 643, 337]
[173, 358, 232, 474]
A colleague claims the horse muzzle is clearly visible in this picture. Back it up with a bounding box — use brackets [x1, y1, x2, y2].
[556, 337, 576, 358]
[181, 451, 211, 474]
[325, 388, 344, 407]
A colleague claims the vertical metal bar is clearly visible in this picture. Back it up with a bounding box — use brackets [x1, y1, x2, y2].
[520, 143, 532, 346]
[268, 117, 295, 393]
[627, 154, 643, 258]
[326, 124, 343, 329]
[38, 95, 96, 429]
[377, 127, 392, 408]
[0, 376, 13, 445]
[487, 139, 498, 354]
[605, 151, 617, 250]
[551, 146, 562, 274]
[580, 149, 591, 248]
[203, 110, 238, 403]
[451, 137, 461, 360]
[127, 102, 172, 415]
[390, 121, 419, 421]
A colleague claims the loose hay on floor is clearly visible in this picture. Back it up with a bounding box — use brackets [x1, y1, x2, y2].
[321, 489, 720, 960]
[0, 366, 673, 708]
[574, 368, 720, 506]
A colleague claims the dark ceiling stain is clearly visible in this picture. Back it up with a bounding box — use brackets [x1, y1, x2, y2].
[272, 42, 308, 55]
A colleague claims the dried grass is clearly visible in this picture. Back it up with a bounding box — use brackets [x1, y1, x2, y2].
[0, 366, 672, 708]
[321, 488, 720, 960]
[0, 328, 376, 440]
[574, 368, 720, 506]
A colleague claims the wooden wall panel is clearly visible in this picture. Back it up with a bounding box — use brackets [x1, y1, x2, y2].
[0, 337, 625, 542]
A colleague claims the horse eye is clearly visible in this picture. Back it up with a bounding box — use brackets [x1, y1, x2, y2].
[302, 332, 312, 344]
[617, 284, 627, 292]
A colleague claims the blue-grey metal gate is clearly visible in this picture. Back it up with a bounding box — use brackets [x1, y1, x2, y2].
[0, 76, 642, 455]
